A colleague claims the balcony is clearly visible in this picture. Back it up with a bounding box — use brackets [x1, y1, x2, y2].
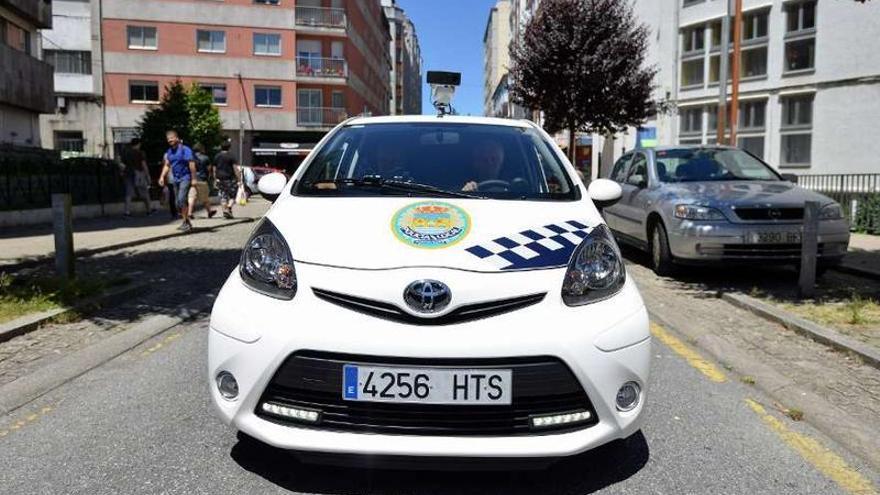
[297, 107, 347, 128]
[295, 6, 347, 32]
[0, 44, 54, 114]
[0, 0, 52, 28]
[296, 57, 347, 80]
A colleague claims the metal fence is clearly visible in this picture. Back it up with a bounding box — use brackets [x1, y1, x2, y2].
[797, 173, 880, 233]
[0, 151, 126, 211]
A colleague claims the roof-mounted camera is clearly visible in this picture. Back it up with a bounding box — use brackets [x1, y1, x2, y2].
[427, 71, 461, 116]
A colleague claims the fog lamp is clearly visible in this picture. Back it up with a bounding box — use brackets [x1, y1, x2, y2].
[216, 371, 239, 400]
[530, 410, 592, 429]
[616, 382, 641, 412]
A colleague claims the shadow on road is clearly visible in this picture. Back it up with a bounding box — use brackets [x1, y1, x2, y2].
[230, 431, 650, 495]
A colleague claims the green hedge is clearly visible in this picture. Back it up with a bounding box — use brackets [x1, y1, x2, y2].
[855, 195, 880, 234]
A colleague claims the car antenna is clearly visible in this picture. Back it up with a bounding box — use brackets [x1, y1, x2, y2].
[427, 71, 461, 117]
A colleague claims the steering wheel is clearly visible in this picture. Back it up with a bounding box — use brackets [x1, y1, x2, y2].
[477, 179, 511, 191]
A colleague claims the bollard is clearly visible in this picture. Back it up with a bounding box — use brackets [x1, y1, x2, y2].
[52, 193, 75, 280]
[798, 201, 819, 298]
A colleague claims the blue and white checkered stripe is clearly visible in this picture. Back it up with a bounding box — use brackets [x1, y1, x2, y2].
[464, 220, 593, 270]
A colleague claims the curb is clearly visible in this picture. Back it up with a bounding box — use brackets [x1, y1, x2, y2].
[721, 292, 880, 370]
[0, 293, 216, 417]
[835, 262, 880, 281]
[0, 281, 151, 344]
[646, 307, 880, 472]
[0, 217, 255, 272]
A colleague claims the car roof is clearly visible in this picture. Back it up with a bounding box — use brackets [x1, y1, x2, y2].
[343, 114, 535, 128]
[646, 144, 739, 153]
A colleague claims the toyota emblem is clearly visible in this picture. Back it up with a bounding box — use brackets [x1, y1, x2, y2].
[403, 280, 451, 314]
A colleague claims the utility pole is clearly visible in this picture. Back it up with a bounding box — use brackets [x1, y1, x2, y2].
[729, 0, 743, 146]
[715, 0, 731, 144]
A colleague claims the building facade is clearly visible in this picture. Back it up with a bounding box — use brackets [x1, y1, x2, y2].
[381, 0, 421, 115]
[1, 0, 54, 147]
[39, 0, 105, 157]
[99, 0, 391, 168]
[624, 0, 880, 177]
[483, 0, 510, 117]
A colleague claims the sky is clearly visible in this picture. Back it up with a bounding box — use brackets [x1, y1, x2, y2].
[395, 0, 500, 116]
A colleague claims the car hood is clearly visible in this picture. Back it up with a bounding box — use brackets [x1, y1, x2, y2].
[658, 180, 833, 207]
[267, 197, 598, 271]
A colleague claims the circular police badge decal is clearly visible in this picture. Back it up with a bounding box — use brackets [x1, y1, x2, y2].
[391, 201, 471, 249]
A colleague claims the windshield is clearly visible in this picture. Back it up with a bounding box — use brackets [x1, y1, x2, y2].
[294, 123, 578, 200]
[654, 148, 781, 182]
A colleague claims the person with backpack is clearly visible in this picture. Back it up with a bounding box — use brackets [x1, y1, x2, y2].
[189, 143, 217, 219]
[213, 141, 242, 219]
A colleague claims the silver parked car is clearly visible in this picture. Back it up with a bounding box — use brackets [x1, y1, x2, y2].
[602, 146, 850, 275]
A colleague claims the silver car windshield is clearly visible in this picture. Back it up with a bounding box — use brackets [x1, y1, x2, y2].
[294, 123, 578, 200]
[655, 148, 781, 183]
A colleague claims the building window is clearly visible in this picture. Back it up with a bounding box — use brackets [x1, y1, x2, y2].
[331, 90, 345, 109]
[683, 0, 704, 7]
[742, 10, 768, 42]
[44, 50, 92, 75]
[129, 81, 160, 103]
[681, 58, 704, 87]
[55, 131, 85, 153]
[679, 107, 702, 135]
[255, 86, 282, 107]
[3, 20, 31, 54]
[780, 94, 813, 166]
[197, 30, 226, 53]
[785, 38, 815, 72]
[254, 0, 281, 4]
[127, 26, 157, 50]
[253, 33, 282, 56]
[786, 1, 816, 33]
[738, 100, 766, 130]
[738, 136, 764, 159]
[741, 47, 767, 78]
[681, 26, 704, 55]
[199, 83, 228, 105]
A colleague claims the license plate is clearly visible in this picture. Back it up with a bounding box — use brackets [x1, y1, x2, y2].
[342, 365, 512, 405]
[749, 231, 802, 244]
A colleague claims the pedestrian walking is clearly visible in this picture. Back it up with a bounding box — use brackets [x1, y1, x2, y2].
[189, 143, 217, 219]
[120, 138, 154, 217]
[158, 130, 197, 232]
[213, 141, 242, 219]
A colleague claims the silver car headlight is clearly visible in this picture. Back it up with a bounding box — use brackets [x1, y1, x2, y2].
[561, 225, 626, 306]
[819, 203, 844, 220]
[239, 218, 297, 300]
[674, 204, 727, 221]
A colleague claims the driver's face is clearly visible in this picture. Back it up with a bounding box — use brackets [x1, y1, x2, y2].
[473, 141, 504, 179]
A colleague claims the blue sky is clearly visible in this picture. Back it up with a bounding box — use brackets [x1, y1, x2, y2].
[396, 0, 499, 116]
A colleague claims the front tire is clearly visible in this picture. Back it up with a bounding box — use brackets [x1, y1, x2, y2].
[650, 222, 675, 276]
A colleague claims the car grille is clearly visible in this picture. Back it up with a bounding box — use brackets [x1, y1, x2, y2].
[256, 351, 597, 436]
[312, 288, 546, 326]
[732, 207, 804, 221]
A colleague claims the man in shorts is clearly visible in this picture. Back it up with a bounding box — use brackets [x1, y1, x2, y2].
[188, 143, 217, 219]
[158, 130, 197, 232]
[213, 141, 242, 219]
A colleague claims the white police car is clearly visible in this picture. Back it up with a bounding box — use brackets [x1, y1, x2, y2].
[208, 114, 650, 461]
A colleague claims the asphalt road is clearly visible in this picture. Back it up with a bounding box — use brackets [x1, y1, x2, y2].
[1, 310, 876, 494]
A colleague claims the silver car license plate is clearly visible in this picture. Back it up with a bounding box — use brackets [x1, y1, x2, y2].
[342, 365, 512, 405]
[749, 231, 802, 244]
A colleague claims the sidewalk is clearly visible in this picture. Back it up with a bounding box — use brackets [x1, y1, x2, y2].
[0, 199, 270, 268]
[842, 233, 880, 278]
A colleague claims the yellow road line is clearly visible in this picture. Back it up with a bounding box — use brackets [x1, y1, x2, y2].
[141, 332, 183, 357]
[0, 405, 53, 440]
[745, 399, 877, 495]
[650, 322, 727, 383]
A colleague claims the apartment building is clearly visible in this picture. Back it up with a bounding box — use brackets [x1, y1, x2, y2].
[39, 0, 104, 157]
[100, 0, 391, 168]
[1, 0, 54, 147]
[381, 0, 421, 115]
[483, 0, 510, 117]
[626, 0, 880, 176]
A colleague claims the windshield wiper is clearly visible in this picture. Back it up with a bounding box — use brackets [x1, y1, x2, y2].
[304, 177, 485, 199]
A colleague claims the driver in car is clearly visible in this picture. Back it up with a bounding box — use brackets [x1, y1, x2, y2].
[462, 139, 505, 192]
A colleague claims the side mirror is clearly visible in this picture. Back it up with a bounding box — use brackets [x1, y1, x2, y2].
[627, 174, 648, 188]
[781, 173, 798, 184]
[588, 179, 623, 208]
[257, 172, 287, 202]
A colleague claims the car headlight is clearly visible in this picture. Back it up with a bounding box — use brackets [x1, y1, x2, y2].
[819, 203, 844, 220]
[239, 218, 297, 300]
[674, 204, 727, 221]
[561, 224, 626, 306]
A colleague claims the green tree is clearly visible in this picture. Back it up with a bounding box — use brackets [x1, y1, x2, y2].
[185, 83, 224, 154]
[508, 0, 661, 163]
